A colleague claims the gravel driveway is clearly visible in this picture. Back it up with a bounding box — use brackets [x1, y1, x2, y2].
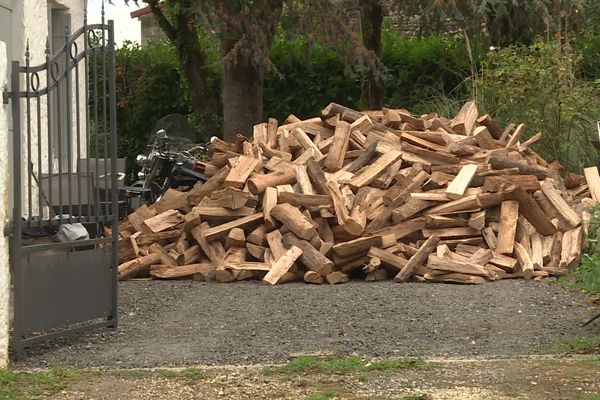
[16, 279, 600, 368]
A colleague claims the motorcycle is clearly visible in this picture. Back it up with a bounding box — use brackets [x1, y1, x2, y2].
[127, 129, 212, 209]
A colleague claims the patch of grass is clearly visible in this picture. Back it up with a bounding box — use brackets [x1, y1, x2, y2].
[0, 367, 80, 399]
[581, 395, 600, 400]
[542, 336, 600, 354]
[157, 368, 206, 380]
[305, 388, 342, 400]
[265, 355, 434, 376]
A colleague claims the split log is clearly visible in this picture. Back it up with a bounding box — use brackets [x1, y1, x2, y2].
[263, 246, 303, 285]
[394, 235, 440, 282]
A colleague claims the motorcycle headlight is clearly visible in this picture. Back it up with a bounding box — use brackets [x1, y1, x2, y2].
[137, 171, 146, 179]
[136, 154, 148, 166]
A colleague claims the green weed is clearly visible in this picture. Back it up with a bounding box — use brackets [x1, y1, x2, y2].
[542, 336, 600, 354]
[559, 204, 600, 297]
[265, 355, 433, 376]
[305, 388, 343, 400]
[0, 367, 80, 399]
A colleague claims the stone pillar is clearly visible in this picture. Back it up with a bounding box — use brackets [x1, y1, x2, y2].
[0, 41, 11, 367]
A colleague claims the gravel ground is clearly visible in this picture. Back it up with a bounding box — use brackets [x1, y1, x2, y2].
[16, 279, 600, 368]
[50, 357, 600, 400]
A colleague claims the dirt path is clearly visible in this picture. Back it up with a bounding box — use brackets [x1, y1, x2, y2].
[43, 356, 600, 400]
[16, 279, 600, 368]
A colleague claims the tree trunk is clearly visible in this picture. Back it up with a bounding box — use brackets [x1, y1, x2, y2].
[176, 40, 221, 137]
[149, 1, 221, 138]
[359, 0, 384, 109]
[222, 56, 265, 141]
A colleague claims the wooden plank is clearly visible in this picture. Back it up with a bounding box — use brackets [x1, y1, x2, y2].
[203, 213, 264, 241]
[425, 215, 467, 229]
[324, 120, 351, 172]
[333, 235, 383, 257]
[271, 204, 317, 240]
[540, 181, 581, 229]
[427, 255, 491, 278]
[477, 114, 503, 139]
[483, 175, 540, 193]
[531, 232, 544, 269]
[194, 206, 255, 220]
[142, 209, 183, 234]
[263, 246, 303, 285]
[422, 227, 480, 238]
[401, 142, 460, 165]
[282, 233, 335, 276]
[490, 156, 547, 179]
[304, 270, 323, 284]
[247, 169, 296, 195]
[401, 132, 448, 153]
[278, 192, 333, 208]
[583, 166, 600, 203]
[506, 186, 557, 236]
[225, 228, 246, 250]
[513, 241, 534, 279]
[473, 126, 497, 149]
[204, 187, 250, 209]
[445, 164, 478, 199]
[127, 204, 157, 232]
[326, 271, 350, 284]
[150, 263, 215, 279]
[394, 235, 439, 282]
[367, 246, 407, 272]
[263, 186, 278, 228]
[347, 150, 403, 188]
[505, 123, 526, 148]
[225, 156, 260, 189]
[496, 200, 519, 254]
[451, 101, 478, 135]
[290, 127, 325, 161]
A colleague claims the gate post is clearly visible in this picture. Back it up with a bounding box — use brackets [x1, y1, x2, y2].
[0, 41, 10, 367]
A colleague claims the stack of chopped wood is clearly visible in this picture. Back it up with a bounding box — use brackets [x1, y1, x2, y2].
[116, 101, 597, 285]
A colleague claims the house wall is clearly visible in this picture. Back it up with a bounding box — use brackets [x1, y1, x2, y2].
[0, 40, 11, 368]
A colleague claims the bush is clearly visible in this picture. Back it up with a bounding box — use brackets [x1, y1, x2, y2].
[263, 30, 475, 121]
[477, 41, 600, 171]
[115, 41, 189, 180]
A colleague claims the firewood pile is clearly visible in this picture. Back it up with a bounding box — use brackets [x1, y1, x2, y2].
[116, 101, 598, 285]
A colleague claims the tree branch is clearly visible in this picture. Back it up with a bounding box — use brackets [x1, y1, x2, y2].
[145, 0, 178, 43]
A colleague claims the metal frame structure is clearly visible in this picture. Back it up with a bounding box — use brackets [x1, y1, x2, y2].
[3, 14, 119, 358]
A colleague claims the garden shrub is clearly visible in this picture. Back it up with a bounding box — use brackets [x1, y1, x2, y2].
[477, 41, 600, 171]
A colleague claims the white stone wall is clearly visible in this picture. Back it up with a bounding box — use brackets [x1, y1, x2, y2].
[11, 0, 87, 219]
[0, 41, 11, 368]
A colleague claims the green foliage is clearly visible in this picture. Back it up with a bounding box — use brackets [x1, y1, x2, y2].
[263, 30, 474, 121]
[542, 335, 600, 354]
[264, 355, 433, 375]
[115, 41, 189, 179]
[305, 388, 343, 400]
[381, 31, 482, 109]
[477, 41, 600, 171]
[264, 34, 362, 121]
[0, 367, 80, 399]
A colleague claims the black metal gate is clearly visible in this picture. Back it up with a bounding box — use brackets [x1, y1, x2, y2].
[3, 17, 119, 358]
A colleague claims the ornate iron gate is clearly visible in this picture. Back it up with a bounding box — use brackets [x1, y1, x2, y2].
[4, 18, 119, 358]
